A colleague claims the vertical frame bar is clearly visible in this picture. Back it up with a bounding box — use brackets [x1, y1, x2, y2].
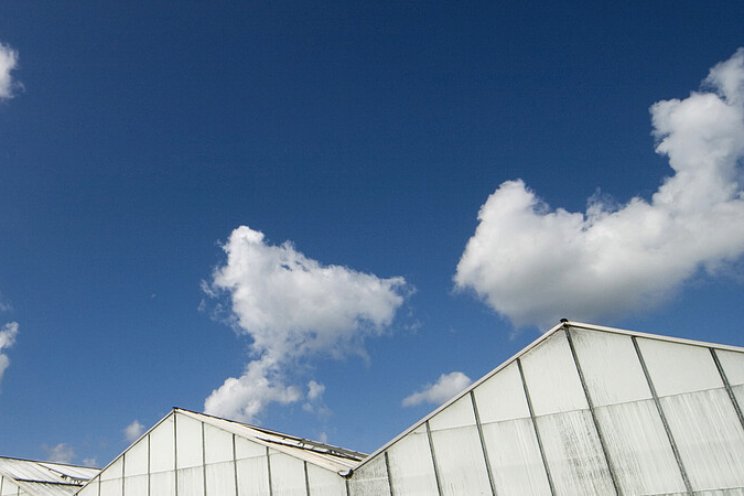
[710, 348, 744, 432]
[470, 390, 498, 496]
[425, 420, 444, 496]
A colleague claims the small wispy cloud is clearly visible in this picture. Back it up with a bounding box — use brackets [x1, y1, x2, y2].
[455, 48, 744, 328]
[44, 443, 75, 464]
[402, 371, 472, 407]
[0, 321, 19, 386]
[0, 42, 19, 100]
[124, 420, 145, 442]
[204, 226, 409, 422]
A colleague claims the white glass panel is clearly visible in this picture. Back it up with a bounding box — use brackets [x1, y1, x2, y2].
[481, 418, 550, 495]
[431, 425, 491, 496]
[101, 457, 123, 481]
[536, 410, 614, 495]
[734, 385, 744, 414]
[177, 466, 204, 496]
[124, 437, 148, 476]
[637, 338, 722, 396]
[236, 455, 270, 496]
[100, 479, 122, 496]
[205, 424, 233, 464]
[521, 332, 587, 415]
[429, 394, 475, 431]
[124, 474, 148, 495]
[386, 425, 439, 496]
[594, 400, 686, 494]
[269, 452, 306, 496]
[235, 437, 266, 460]
[206, 461, 236, 496]
[662, 388, 744, 491]
[1, 478, 20, 496]
[347, 453, 390, 496]
[717, 349, 744, 386]
[571, 329, 651, 406]
[474, 362, 531, 423]
[150, 416, 176, 473]
[176, 413, 204, 469]
[307, 464, 346, 496]
[150, 471, 175, 496]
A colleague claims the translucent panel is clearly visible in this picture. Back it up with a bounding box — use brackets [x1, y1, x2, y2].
[236, 455, 270, 496]
[150, 415, 176, 473]
[77, 478, 98, 496]
[235, 437, 266, 460]
[637, 338, 722, 396]
[124, 474, 148, 495]
[571, 329, 651, 406]
[481, 418, 551, 495]
[177, 466, 205, 496]
[474, 362, 531, 423]
[150, 471, 175, 496]
[176, 413, 204, 469]
[734, 385, 744, 414]
[124, 437, 148, 476]
[536, 410, 615, 495]
[431, 425, 491, 496]
[268, 452, 306, 496]
[594, 400, 686, 494]
[206, 460, 236, 496]
[100, 457, 123, 481]
[307, 463, 346, 496]
[521, 332, 587, 415]
[1, 478, 20, 496]
[386, 425, 439, 495]
[100, 479, 122, 496]
[205, 424, 233, 464]
[717, 349, 744, 386]
[661, 388, 744, 490]
[347, 453, 391, 496]
[429, 394, 475, 431]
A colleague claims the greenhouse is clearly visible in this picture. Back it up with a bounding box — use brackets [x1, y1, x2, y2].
[5, 320, 744, 495]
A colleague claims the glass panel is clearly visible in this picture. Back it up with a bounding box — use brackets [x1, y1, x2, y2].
[571, 329, 651, 406]
[481, 418, 550, 495]
[429, 394, 475, 431]
[521, 332, 587, 415]
[100, 479, 122, 496]
[204, 424, 233, 464]
[637, 338, 722, 396]
[176, 413, 204, 469]
[268, 452, 306, 496]
[124, 474, 148, 495]
[77, 478, 99, 496]
[662, 388, 744, 491]
[717, 349, 744, 386]
[150, 471, 175, 496]
[431, 425, 491, 496]
[536, 410, 614, 495]
[1, 479, 20, 496]
[347, 453, 390, 496]
[206, 461, 236, 496]
[235, 437, 266, 460]
[236, 455, 270, 496]
[474, 362, 531, 423]
[150, 416, 176, 473]
[386, 425, 439, 496]
[306, 463, 347, 496]
[124, 437, 148, 476]
[734, 385, 744, 415]
[177, 466, 204, 496]
[101, 458, 123, 481]
[594, 400, 686, 494]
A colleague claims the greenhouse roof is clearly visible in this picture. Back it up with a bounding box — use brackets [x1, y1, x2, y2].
[0, 456, 98, 496]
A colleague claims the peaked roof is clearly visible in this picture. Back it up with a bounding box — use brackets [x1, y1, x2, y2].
[352, 319, 744, 471]
[175, 408, 366, 473]
[0, 456, 98, 496]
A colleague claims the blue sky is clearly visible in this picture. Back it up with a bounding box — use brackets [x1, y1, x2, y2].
[1, 2, 744, 466]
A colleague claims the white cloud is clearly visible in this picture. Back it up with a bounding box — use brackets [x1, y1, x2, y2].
[44, 443, 75, 464]
[455, 48, 744, 328]
[204, 226, 408, 422]
[81, 458, 98, 468]
[0, 321, 19, 385]
[0, 43, 19, 100]
[124, 420, 145, 442]
[402, 371, 472, 407]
